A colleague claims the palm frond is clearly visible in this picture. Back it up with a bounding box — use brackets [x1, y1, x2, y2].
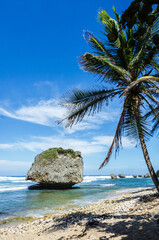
[98, 9, 131, 69]
[131, 18, 159, 75]
[60, 88, 121, 127]
[151, 16, 159, 36]
[150, 59, 159, 74]
[98, 10, 119, 34]
[143, 97, 159, 135]
[83, 31, 114, 58]
[123, 95, 151, 140]
[123, 76, 159, 96]
[79, 52, 131, 85]
[99, 99, 126, 169]
[144, 92, 159, 105]
[112, 6, 120, 23]
[141, 95, 159, 126]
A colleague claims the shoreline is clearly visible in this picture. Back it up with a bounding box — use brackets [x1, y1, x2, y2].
[0, 186, 152, 227]
[0, 187, 159, 239]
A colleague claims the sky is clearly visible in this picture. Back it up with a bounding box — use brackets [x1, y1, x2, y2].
[0, 0, 158, 176]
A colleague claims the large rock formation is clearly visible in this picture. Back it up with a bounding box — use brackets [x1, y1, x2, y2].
[26, 148, 83, 189]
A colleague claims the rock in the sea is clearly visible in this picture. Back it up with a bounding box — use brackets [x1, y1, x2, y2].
[156, 170, 159, 177]
[138, 175, 143, 178]
[118, 174, 126, 178]
[144, 173, 150, 178]
[133, 175, 137, 178]
[110, 174, 117, 180]
[26, 148, 83, 189]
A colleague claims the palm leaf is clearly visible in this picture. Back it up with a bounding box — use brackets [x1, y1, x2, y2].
[60, 88, 122, 127]
[83, 31, 114, 59]
[123, 76, 159, 96]
[79, 52, 131, 85]
[99, 99, 126, 169]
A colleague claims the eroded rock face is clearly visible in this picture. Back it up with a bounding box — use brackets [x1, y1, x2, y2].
[133, 175, 137, 178]
[26, 148, 83, 189]
[118, 174, 126, 178]
[144, 173, 150, 178]
[138, 175, 143, 178]
[110, 174, 117, 180]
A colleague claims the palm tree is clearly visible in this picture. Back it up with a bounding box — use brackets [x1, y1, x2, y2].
[61, 8, 159, 191]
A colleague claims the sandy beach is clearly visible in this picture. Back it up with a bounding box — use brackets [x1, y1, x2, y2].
[0, 188, 159, 240]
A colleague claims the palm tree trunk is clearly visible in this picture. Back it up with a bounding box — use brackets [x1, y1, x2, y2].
[139, 135, 159, 192]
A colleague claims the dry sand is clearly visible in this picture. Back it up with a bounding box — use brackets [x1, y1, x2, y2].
[0, 188, 159, 240]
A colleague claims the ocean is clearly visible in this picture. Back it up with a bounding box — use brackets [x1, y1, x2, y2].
[0, 176, 154, 224]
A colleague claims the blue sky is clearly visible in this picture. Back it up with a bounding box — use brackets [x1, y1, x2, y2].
[0, 0, 158, 176]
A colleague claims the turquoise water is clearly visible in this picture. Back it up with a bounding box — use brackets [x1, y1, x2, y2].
[0, 176, 154, 221]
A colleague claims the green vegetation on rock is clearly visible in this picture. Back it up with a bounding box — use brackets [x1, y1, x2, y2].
[41, 148, 58, 160]
[57, 147, 76, 158]
[40, 147, 76, 160]
[42, 160, 48, 166]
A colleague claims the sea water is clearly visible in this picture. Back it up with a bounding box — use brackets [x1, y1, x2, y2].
[0, 176, 154, 222]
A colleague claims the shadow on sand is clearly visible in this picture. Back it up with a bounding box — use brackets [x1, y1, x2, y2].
[42, 190, 159, 240]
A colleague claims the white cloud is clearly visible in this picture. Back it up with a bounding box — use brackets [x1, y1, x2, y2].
[0, 99, 66, 126]
[0, 135, 136, 155]
[93, 136, 136, 148]
[0, 99, 116, 132]
[0, 136, 104, 155]
[65, 112, 115, 133]
[0, 143, 14, 149]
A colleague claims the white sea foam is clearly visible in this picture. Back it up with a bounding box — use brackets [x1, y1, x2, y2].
[82, 175, 135, 183]
[12, 180, 31, 183]
[83, 176, 111, 183]
[0, 186, 27, 192]
[0, 176, 25, 182]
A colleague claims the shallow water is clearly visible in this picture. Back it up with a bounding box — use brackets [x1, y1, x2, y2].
[0, 175, 154, 221]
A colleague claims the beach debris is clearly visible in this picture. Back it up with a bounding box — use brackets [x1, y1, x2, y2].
[26, 147, 83, 189]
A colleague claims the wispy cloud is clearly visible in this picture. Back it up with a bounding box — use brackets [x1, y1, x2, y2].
[66, 112, 115, 133]
[0, 136, 104, 155]
[0, 99, 66, 126]
[92, 136, 136, 149]
[0, 135, 136, 155]
[0, 99, 116, 132]
[34, 81, 53, 88]
[0, 144, 14, 149]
